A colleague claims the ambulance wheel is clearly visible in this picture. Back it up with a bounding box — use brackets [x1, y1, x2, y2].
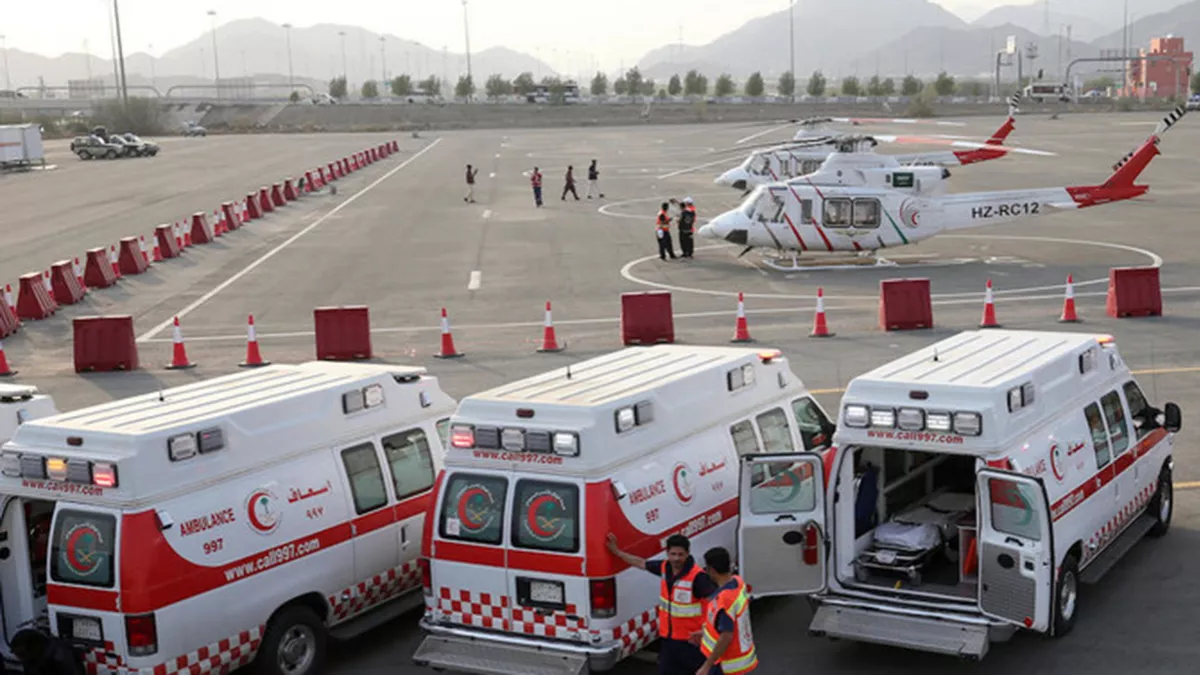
[1053, 555, 1079, 638]
[1148, 466, 1173, 538]
[257, 606, 326, 675]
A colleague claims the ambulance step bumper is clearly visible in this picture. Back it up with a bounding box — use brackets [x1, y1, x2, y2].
[810, 600, 994, 660]
[414, 627, 604, 675]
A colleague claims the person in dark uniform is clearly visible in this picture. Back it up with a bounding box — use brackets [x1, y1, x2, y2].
[10, 629, 85, 675]
[586, 159, 604, 199]
[464, 164, 478, 203]
[655, 202, 676, 261]
[607, 533, 717, 675]
[531, 167, 543, 207]
[676, 197, 697, 259]
[562, 165, 580, 201]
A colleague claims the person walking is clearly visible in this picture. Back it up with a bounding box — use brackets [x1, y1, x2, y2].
[562, 165, 580, 201]
[531, 166, 544, 207]
[607, 533, 717, 675]
[696, 547, 758, 675]
[586, 159, 605, 199]
[676, 197, 697, 259]
[656, 202, 677, 261]
[464, 164, 479, 203]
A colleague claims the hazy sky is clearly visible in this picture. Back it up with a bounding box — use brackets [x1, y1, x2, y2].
[7, 0, 1006, 70]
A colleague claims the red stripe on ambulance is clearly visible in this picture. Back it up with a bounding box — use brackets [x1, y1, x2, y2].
[1050, 427, 1167, 522]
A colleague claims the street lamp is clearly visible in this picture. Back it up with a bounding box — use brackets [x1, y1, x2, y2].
[462, 0, 473, 101]
[788, 1, 795, 103]
[112, 0, 129, 104]
[338, 30, 348, 82]
[379, 37, 387, 93]
[148, 43, 156, 91]
[0, 35, 10, 91]
[207, 10, 221, 98]
[282, 23, 294, 88]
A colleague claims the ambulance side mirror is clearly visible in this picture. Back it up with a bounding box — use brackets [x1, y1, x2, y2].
[1163, 403, 1182, 433]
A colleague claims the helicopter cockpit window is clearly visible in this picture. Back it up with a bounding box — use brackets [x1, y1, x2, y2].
[741, 188, 764, 217]
[750, 192, 785, 223]
[749, 155, 772, 176]
[852, 199, 881, 228]
[822, 198, 852, 228]
[801, 160, 823, 175]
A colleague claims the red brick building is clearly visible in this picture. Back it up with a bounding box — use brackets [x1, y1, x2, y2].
[1125, 36, 1193, 99]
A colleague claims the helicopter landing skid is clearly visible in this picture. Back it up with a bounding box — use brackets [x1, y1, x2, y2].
[759, 252, 899, 272]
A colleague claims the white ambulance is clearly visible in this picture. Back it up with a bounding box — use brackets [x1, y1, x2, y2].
[0, 362, 456, 675]
[412, 345, 836, 674]
[736, 330, 1180, 660]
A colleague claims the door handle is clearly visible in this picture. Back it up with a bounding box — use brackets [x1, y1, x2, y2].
[775, 514, 796, 522]
[1004, 536, 1024, 547]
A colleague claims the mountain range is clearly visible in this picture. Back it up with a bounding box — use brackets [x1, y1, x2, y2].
[3, 0, 1198, 92]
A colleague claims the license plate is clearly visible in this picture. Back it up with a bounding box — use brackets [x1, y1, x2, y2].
[72, 617, 102, 642]
[529, 581, 563, 605]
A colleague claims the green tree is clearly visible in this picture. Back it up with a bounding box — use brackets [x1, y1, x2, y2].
[658, 87, 668, 99]
[1083, 75, 1115, 92]
[419, 75, 442, 96]
[361, 80, 379, 99]
[455, 74, 475, 99]
[745, 71, 765, 97]
[806, 70, 826, 97]
[841, 76, 860, 96]
[613, 77, 628, 95]
[684, 69, 708, 96]
[391, 74, 413, 96]
[901, 74, 923, 96]
[866, 75, 884, 96]
[714, 73, 735, 97]
[512, 72, 536, 95]
[591, 71, 608, 96]
[485, 74, 511, 99]
[625, 67, 644, 97]
[640, 79, 656, 96]
[329, 76, 348, 99]
[1191, 71, 1200, 94]
[288, 90, 300, 103]
[933, 71, 956, 96]
[956, 80, 987, 97]
[882, 78, 896, 95]
[778, 71, 796, 97]
[668, 74, 682, 96]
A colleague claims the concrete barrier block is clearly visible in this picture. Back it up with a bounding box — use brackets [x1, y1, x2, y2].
[620, 291, 674, 345]
[880, 278, 933, 331]
[1106, 266, 1162, 318]
[74, 316, 138, 372]
[50, 260, 86, 305]
[314, 306, 372, 360]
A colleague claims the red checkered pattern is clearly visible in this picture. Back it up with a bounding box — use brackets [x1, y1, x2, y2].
[511, 603, 589, 638]
[435, 587, 510, 630]
[83, 627, 262, 675]
[607, 610, 657, 658]
[1086, 482, 1157, 557]
[328, 561, 422, 622]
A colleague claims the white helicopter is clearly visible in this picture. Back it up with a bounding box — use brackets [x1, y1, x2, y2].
[696, 105, 1185, 265]
[701, 97, 1053, 193]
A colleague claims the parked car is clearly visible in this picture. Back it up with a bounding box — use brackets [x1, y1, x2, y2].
[1188, 93, 1200, 111]
[182, 121, 207, 137]
[106, 134, 141, 157]
[70, 135, 124, 160]
[122, 132, 159, 157]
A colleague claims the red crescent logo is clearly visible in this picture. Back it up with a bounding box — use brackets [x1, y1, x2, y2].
[526, 494, 563, 538]
[457, 487, 492, 531]
[1049, 443, 1066, 482]
[65, 524, 102, 575]
[672, 464, 694, 505]
[900, 199, 921, 228]
[246, 489, 280, 534]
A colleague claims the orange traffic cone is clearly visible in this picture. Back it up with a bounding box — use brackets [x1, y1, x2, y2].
[537, 301, 564, 352]
[240, 314, 270, 367]
[42, 270, 55, 304]
[74, 258, 88, 293]
[434, 308, 463, 358]
[731, 292, 753, 343]
[4, 284, 16, 314]
[980, 279, 1000, 328]
[109, 245, 122, 279]
[810, 287, 834, 338]
[140, 235, 151, 264]
[152, 240, 163, 262]
[0, 340, 15, 377]
[165, 316, 196, 369]
[1059, 274, 1081, 323]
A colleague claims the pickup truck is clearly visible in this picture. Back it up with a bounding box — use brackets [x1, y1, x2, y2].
[70, 135, 124, 160]
[120, 133, 159, 157]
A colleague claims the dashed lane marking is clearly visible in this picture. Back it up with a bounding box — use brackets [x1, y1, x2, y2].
[468, 270, 482, 291]
[135, 137, 443, 342]
[482, 209, 492, 219]
[489, 172, 496, 178]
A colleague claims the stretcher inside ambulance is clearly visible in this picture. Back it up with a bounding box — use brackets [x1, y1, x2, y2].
[737, 330, 1180, 660]
[0, 363, 456, 675]
[414, 345, 835, 675]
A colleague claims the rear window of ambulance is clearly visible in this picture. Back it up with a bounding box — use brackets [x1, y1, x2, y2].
[50, 510, 117, 588]
[512, 480, 580, 554]
[440, 473, 508, 545]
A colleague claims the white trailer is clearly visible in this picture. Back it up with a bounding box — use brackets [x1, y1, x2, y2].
[0, 124, 46, 169]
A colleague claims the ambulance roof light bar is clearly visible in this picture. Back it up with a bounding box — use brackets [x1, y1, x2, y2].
[0, 451, 118, 488]
[343, 384, 385, 414]
[843, 403, 982, 436]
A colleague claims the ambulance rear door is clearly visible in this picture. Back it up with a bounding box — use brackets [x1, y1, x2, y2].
[736, 453, 827, 598]
[976, 469, 1054, 633]
[432, 468, 512, 630]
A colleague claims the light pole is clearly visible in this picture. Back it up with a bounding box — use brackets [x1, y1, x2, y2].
[338, 30, 348, 85]
[0, 35, 10, 91]
[379, 36, 387, 93]
[282, 23, 294, 88]
[462, 0, 473, 101]
[148, 43, 156, 91]
[112, 0, 129, 104]
[207, 10, 221, 98]
[788, 1, 795, 103]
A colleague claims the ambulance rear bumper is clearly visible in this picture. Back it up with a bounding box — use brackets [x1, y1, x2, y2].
[416, 619, 621, 674]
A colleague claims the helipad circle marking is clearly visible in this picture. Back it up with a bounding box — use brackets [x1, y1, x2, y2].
[619, 235, 1163, 301]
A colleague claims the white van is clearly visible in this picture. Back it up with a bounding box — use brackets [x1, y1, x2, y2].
[737, 330, 1179, 659]
[0, 362, 456, 675]
[413, 345, 835, 674]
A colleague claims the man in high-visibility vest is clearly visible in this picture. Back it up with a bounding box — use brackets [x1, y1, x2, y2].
[696, 547, 757, 675]
[656, 202, 677, 261]
[607, 533, 718, 675]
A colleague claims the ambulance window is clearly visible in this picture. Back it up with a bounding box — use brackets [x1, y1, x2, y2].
[440, 474, 507, 545]
[512, 480, 580, 553]
[50, 510, 116, 588]
[731, 420, 761, 456]
[1101, 391, 1130, 457]
[791, 397, 833, 449]
[1122, 381, 1152, 440]
[436, 418, 451, 448]
[341, 443, 389, 514]
[382, 429, 436, 500]
[756, 408, 795, 453]
[748, 459, 817, 514]
[1085, 403, 1111, 469]
[987, 478, 1042, 542]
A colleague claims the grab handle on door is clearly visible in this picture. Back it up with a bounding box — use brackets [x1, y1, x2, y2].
[775, 514, 796, 522]
[1005, 536, 1024, 547]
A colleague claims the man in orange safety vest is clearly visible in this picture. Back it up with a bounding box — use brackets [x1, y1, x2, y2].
[696, 547, 757, 675]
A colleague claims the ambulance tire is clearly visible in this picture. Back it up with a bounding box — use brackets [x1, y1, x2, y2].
[1148, 466, 1173, 538]
[1052, 555, 1079, 638]
[256, 605, 327, 675]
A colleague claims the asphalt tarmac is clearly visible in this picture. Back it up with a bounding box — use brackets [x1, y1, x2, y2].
[2, 111, 1199, 673]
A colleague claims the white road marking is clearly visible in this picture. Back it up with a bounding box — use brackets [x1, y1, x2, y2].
[657, 157, 741, 179]
[494, 153, 501, 158]
[482, 209, 492, 219]
[488, 172, 496, 178]
[468, 270, 482, 290]
[135, 137, 444, 342]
